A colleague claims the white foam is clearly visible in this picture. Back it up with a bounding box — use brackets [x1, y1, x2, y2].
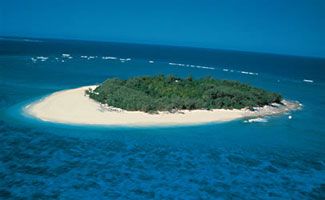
[244, 118, 268, 123]
[149, 60, 154, 63]
[239, 71, 258, 76]
[61, 54, 73, 59]
[200, 66, 214, 70]
[303, 79, 314, 83]
[36, 56, 48, 59]
[102, 56, 118, 60]
[169, 62, 184, 66]
[35, 56, 48, 62]
[119, 58, 131, 62]
[168, 62, 214, 70]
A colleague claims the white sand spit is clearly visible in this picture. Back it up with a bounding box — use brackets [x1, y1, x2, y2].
[24, 86, 300, 126]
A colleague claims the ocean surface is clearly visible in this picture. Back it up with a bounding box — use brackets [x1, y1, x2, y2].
[0, 38, 324, 199]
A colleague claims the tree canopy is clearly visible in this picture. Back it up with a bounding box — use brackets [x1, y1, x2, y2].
[86, 75, 282, 113]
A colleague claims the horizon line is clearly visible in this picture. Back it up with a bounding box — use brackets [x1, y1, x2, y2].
[1, 35, 324, 60]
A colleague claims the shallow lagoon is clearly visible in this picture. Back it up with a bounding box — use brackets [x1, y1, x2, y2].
[0, 41, 324, 199]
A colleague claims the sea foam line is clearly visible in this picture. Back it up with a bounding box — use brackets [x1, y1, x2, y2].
[168, 62, 259, 76]
[168, 62, 215, 70]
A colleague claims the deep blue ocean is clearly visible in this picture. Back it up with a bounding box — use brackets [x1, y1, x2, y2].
[0, 38, 324, 199]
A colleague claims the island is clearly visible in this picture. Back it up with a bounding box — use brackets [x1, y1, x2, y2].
[86, 75, 282, 112]
[25, 75, 301, 126]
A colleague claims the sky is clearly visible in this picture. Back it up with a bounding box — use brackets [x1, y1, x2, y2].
[1, 0, 325, 58]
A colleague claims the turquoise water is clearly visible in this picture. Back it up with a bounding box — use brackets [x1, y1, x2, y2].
[0, 39, 324, 199]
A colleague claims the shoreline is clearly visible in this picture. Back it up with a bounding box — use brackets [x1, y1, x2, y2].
[24, 86, 301, 126]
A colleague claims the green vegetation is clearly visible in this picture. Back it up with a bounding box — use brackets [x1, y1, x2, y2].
[86, 75, 282, 113]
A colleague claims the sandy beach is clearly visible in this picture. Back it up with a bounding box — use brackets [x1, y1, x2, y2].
[24, 86, 300, 126]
